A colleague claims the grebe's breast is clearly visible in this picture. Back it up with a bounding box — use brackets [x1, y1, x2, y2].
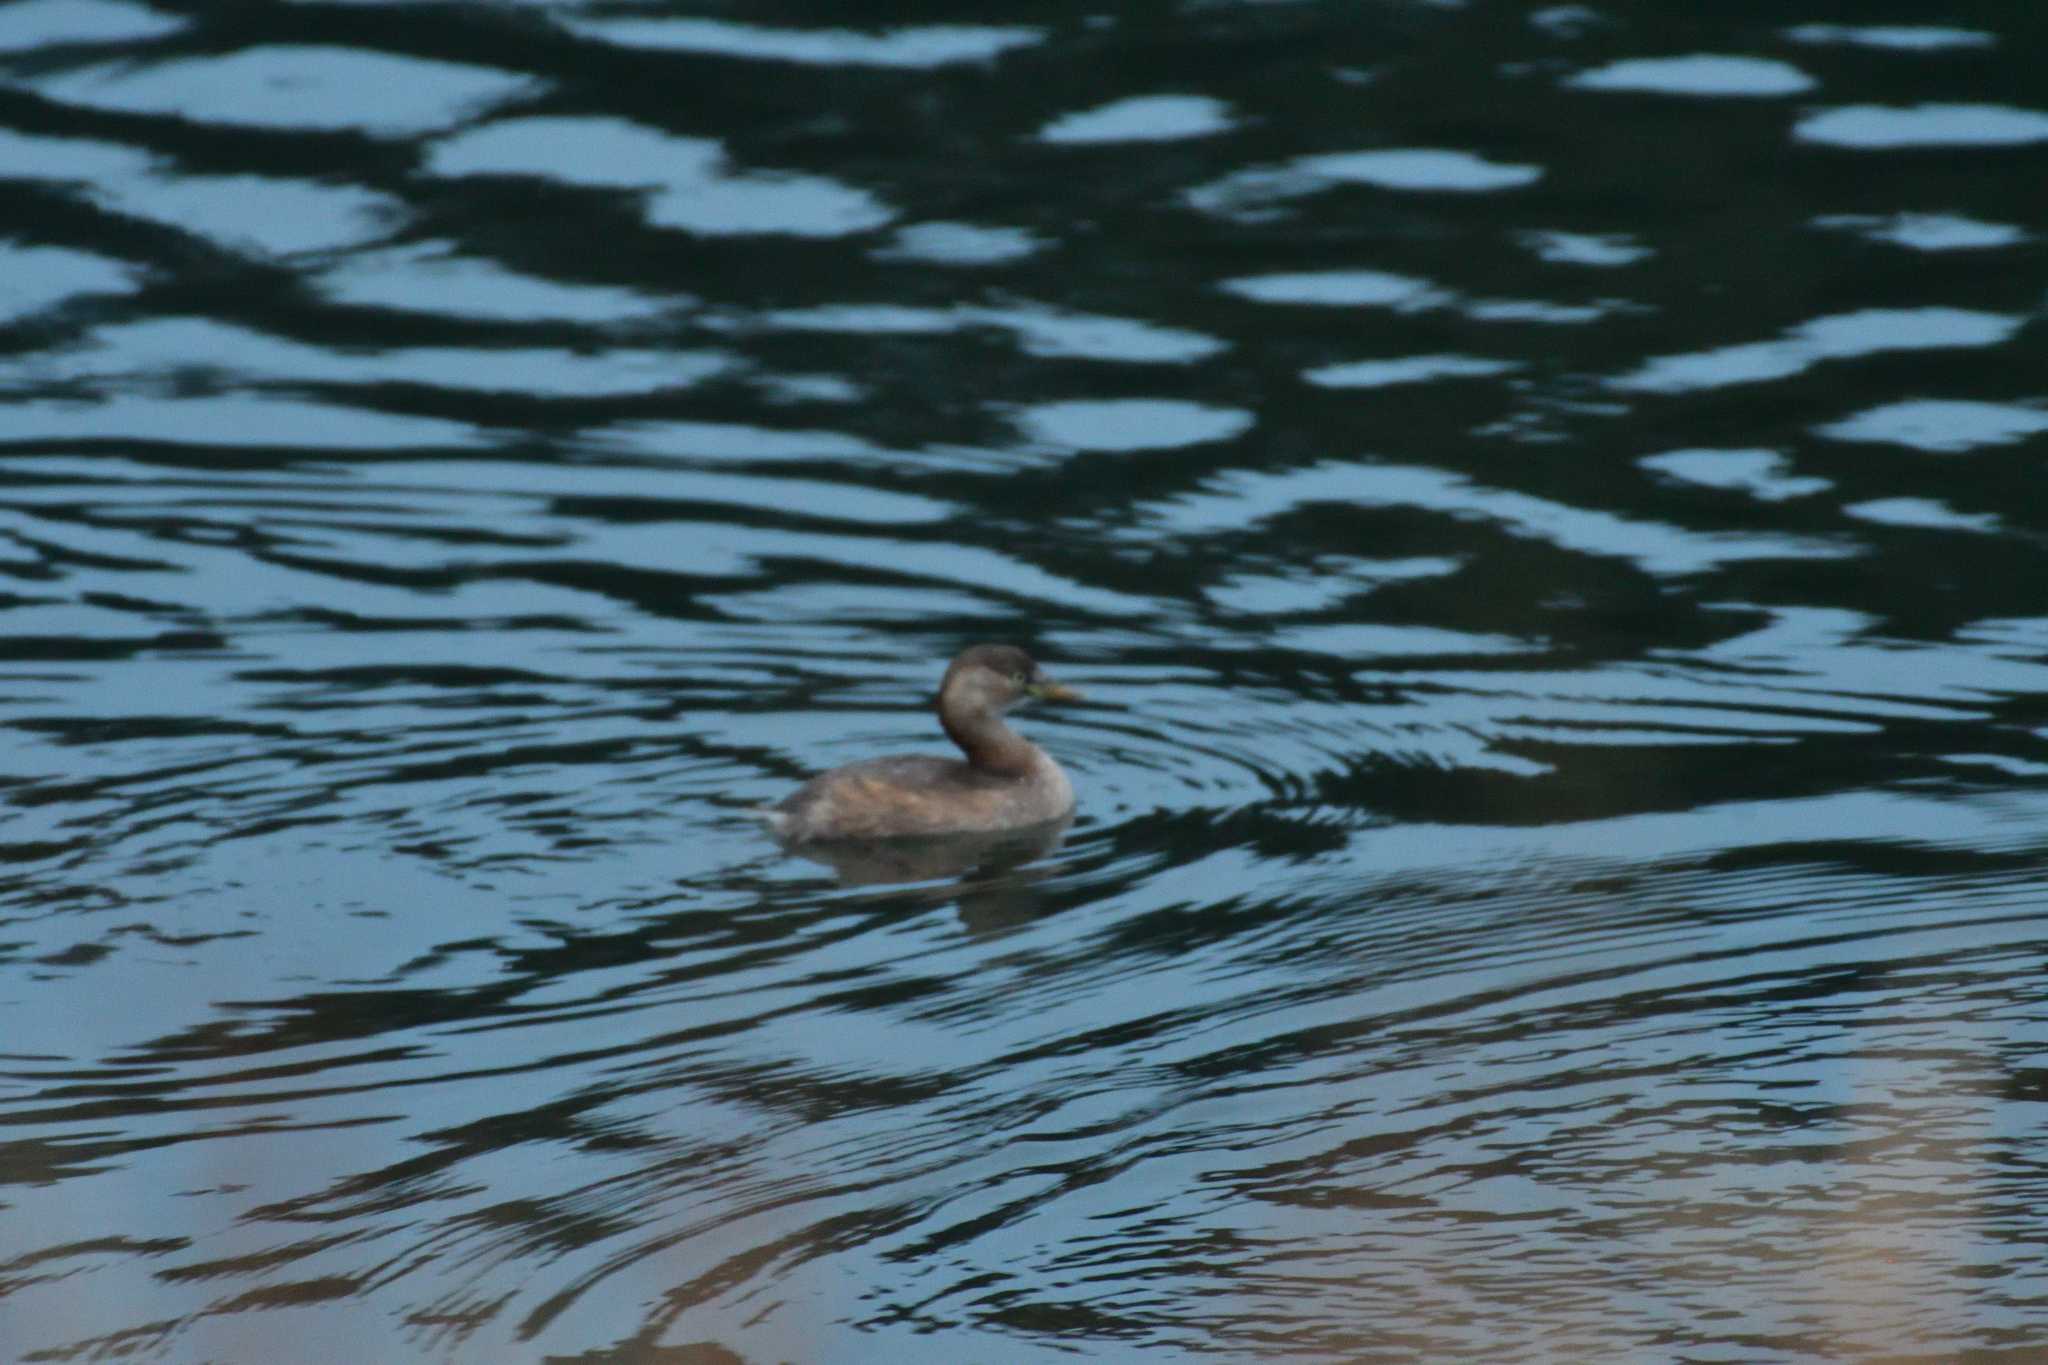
[770, 747, 1073, 843]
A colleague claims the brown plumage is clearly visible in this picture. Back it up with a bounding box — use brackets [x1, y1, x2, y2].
[766, 644, 1081, 843]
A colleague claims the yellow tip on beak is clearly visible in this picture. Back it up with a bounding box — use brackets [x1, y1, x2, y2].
[1026, 680, 1083, 703]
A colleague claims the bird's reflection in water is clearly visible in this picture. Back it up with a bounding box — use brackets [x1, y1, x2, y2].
[779, 813, 1073, 931]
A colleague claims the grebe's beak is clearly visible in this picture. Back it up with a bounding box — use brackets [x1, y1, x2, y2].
[1025, 677, 1083, 703]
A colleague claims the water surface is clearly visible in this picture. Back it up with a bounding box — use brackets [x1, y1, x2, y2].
[4, 2, 2048, 1361]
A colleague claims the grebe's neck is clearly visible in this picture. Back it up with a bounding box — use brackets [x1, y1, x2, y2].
[939, 696, 1037, 775]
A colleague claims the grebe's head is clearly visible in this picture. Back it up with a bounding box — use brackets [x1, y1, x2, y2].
[939, 644, 1082, 715]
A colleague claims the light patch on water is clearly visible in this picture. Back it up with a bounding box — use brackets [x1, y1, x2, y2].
[319, 242, 682, 323]
[1277, 622, 1534, 659]
[591, 419, 902, 467]
[1220, 270, 1446, 309]
[1639, 449, 1831, 502]
[1519, 231, 1655, 267]
[0, 0, 184, 48]
[1796, 103, 2048, 149]
[978, 305, 1226, 362]
[1959, 620, 2048, 658]
[595, 469, 951, 526]
[1220, 269, 1607, 325]
[1815, 400, 2048, 453]
[606, 522, 1154, 615]
[705, 582, 998, 625]
[751, 372, 865, 403]
[1188, 149, 1541, 218]
[1812, 213, 2027, 252]
[427, 116, 894, 238]
[1306, 354, 1520, 388]
[1567, 55, 1816, 97]
[1488, 720, 1808, 749]
[0, 125, 154, 181]
[753, 301, 1223, 362]
[1297, 148, 1544, 191]
[0, 242, 139, 323]
[1127, 460, 1853, 576]
[228, 452, 951, 541]
[1206, 556, 1463, 614]
[1612, 308, 2021, 393]
[1844, 498, 1999, 533]
[99, 171, 400, 256]
[558, 17, 1043, 68]
[0, 392, 483, 450]
[1528, 7, 1608, 38]
[870, 222, 1043, 266]
[29, 44, 541, 135]
[751, 304, 954, 334]
[1785, 25, 1994, 52]
[17, 317, 730, 398]
[1038, 95, 1236, 144]
[360, 346, 727, 398]
[0, 534, 449, 640]
[1939, 753, 2048, 777]
[1463, 298, 1615, 324]
[1013, 399, 1254, 452]
[1692, 604, 2048, 714]
[0, 128, 399, 257]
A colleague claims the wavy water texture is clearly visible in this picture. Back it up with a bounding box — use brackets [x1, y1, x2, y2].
[2, 3, 2048, 1363]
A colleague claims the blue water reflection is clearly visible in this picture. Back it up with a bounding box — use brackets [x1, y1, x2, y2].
[3, 2, 2048, 1361]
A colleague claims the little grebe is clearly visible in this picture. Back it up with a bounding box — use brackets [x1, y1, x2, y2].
[767, 644, 1081, 842]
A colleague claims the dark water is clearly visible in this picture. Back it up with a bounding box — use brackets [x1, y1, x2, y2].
[4, 1, 2048, 1360]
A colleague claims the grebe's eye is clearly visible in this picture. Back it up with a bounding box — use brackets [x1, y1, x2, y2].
[1012, 671, 1028, 685]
